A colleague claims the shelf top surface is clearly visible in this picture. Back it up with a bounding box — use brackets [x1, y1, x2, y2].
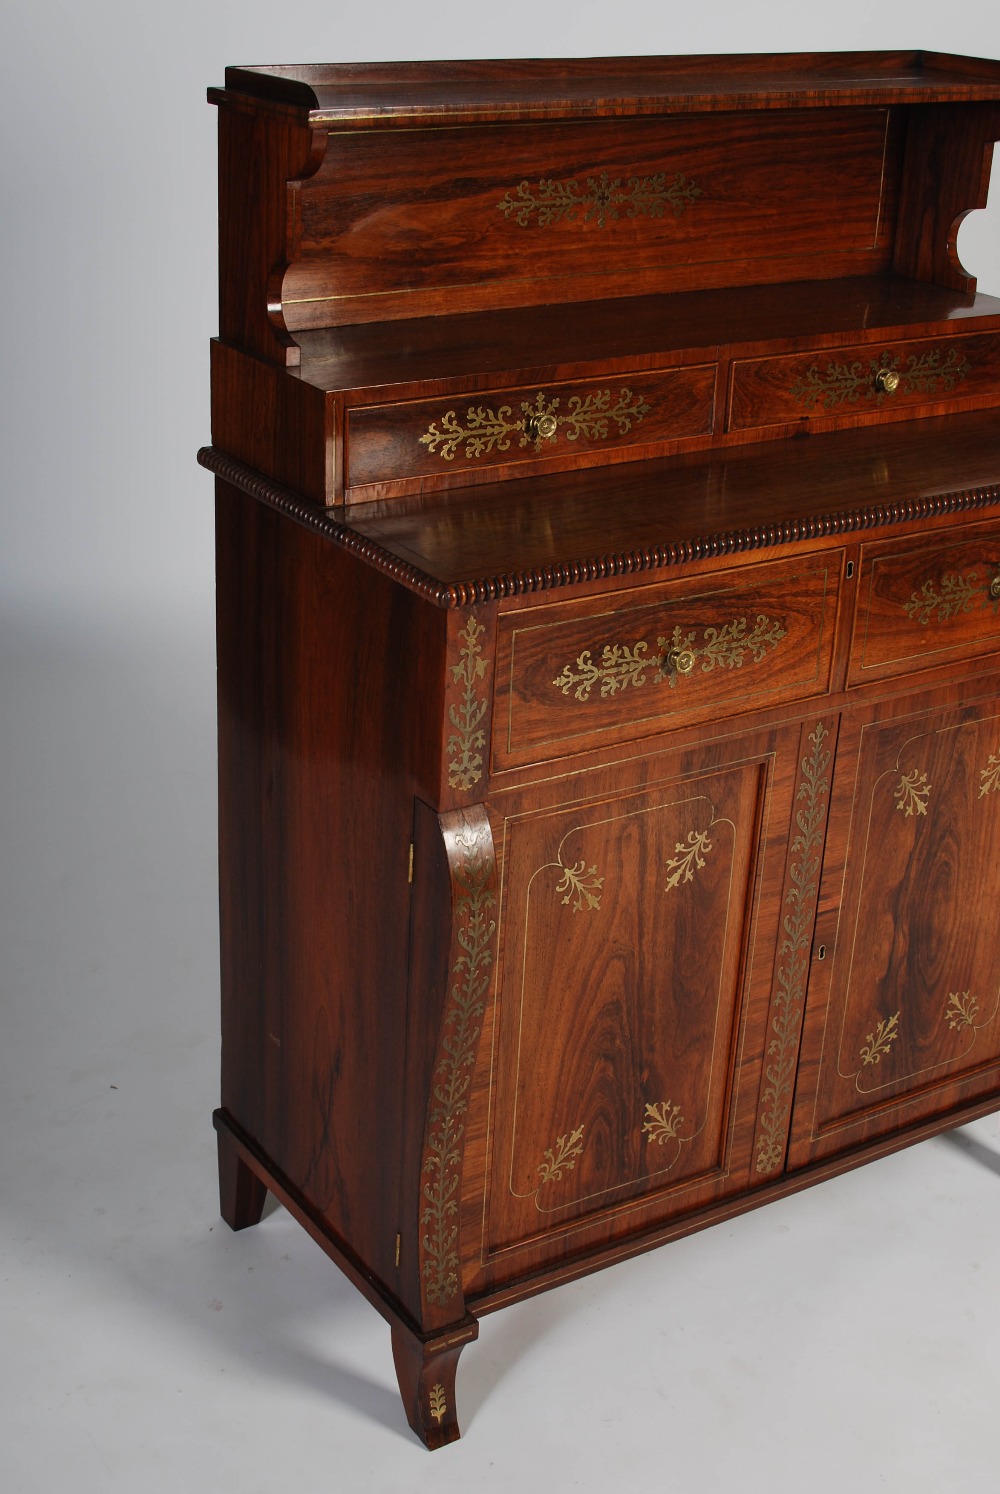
[290, 277, 1000, 396]
[212, 51, 1000, 127]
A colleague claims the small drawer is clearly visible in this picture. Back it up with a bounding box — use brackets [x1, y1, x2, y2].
[728, 331, 1000, 433]
[345, 364, 716, 494]
[848, 521, 1000, 685]
[493, 551, 841, 768]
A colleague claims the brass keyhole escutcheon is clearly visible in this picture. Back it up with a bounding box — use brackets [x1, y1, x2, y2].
[664, 647, 697, 675]
[525, 412, 559, 442]
[874, 368, 901, 395]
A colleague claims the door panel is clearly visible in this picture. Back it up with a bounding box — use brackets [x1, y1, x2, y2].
[789, 683, 1000, 1166]
[485, 758, 764, 1261]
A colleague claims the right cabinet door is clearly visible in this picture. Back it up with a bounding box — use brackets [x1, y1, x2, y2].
[788, 675, 1000, 1168]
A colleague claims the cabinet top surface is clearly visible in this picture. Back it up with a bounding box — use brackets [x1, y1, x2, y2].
[212, 50, 1000, 126]
[200, 411, 1000, 608]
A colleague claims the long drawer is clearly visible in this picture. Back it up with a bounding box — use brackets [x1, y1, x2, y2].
[493, 551, 842, 768]
[728, 331, 1000, 434]
[345, 364, 716, 494]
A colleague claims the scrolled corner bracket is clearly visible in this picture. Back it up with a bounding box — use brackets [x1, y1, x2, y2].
[419, 810, 497, 1314]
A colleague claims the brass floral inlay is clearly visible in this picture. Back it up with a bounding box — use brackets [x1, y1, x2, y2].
[429, 1383, 447, 1424]
[791, 347, 970, 410]
[447, 614, 488, 792]
[861, 1011, 900, 1067]
[981, 752, 1000, 798]
[894, 768, 931, 818]
[498, 170, 701, 228]
[421, 823, 495, 1308]
[946, 990, 980, 1031]
[419, 388, 651, 462]
[756, 722, 832, 1175]
[537, 1124, 585, 1185]
[642, 1100, 684, 1147]
[555, 849, 604, 912]
[552, 613, 787, 702]
[664, 828, 713, 891]
[903, 570, 989, 626]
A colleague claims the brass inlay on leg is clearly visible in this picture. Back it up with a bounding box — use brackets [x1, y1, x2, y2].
[756, 722, 832, 1175]
[664, 828, 713, 891]
[498, 169, 701, 228]
[419, 387, 651, 463]
[537, 1124, 585, 1185]
[861, 1011, 901, 1067]
[447, 614, 488, 792]
[429, 1383, 447, 1424]
[894, 768, 931, 818]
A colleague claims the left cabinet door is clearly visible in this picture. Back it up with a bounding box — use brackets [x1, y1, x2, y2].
[469, 728, 796, 1288]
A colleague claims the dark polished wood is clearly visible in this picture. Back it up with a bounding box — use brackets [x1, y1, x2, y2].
[208, 51, 1000, 1448]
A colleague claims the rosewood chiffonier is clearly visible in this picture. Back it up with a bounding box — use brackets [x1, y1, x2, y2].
[201, 52, 1000, 1447]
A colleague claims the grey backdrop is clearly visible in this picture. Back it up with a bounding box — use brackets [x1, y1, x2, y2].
[4, 4, 1000, 1491]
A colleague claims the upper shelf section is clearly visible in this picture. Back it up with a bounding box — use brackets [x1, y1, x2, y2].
[210, 51, 1000, 367]
[213, 52, 1000, 127]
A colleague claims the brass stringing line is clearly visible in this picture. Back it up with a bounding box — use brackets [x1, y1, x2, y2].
[421, 822, 495, 1308]
[447, 613, 488, 791]
[551, 613, 787, 702]
[418, 387, 651, 462]
[756, 721, 832, 1175]
[791, 346, 971, 410]
[497, 169, 701, 228]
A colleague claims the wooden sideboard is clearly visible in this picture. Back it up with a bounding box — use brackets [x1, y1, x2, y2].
[202, 52, 1000, 1448]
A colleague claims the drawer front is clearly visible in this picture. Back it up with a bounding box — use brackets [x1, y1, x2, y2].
[493, 551, 840, 767]
[848, 520, 1000, 685]
[345, 365, 716, 492]
[728, 331, 1000, 433]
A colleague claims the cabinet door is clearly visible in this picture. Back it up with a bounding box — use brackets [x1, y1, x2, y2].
[788, 681, 1000, 1167]
[476, 740, 783, 1282]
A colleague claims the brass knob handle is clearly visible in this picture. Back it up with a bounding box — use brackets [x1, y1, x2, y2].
[663, 647, 697, 675]
[524, 412, 559, 442]
[874, 368, 900, 395]
[990, 572, 1000, 602]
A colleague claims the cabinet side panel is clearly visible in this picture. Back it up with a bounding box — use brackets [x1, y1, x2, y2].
[215, 479, 445, 1283]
